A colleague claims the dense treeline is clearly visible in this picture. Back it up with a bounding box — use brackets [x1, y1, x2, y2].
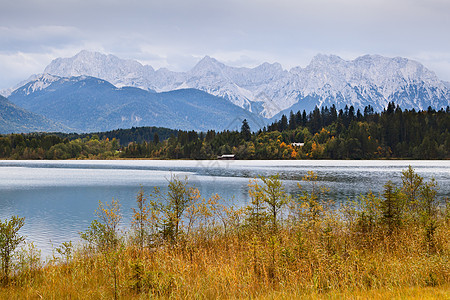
[122, 103, 450, 159]
[0, 126, 176, 159]
[0, 134, 119, 159]
[57, 126, 178, 146]
[1, 167, 449, 298]
[0, 103, 449, 159]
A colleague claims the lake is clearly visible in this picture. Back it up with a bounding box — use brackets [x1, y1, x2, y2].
[0, 160, 449, 258]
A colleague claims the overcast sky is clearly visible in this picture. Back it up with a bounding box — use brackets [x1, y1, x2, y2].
[1, 0, 450, 89]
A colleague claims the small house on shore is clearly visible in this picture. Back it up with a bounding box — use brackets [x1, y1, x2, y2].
[218, 154, 235, 160]
[291, 142, 304, 147]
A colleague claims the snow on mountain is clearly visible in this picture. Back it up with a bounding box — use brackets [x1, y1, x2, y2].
[281, 54, 449, 113]
[23, 51, 450, 117]
[8, 75, 260, 133]
[0, 73, 59, 98]
[13, 74, 62, 96]
[44, 50, 156, 91]
[179, 56, 253, 109]
[0, 87, 14, 98]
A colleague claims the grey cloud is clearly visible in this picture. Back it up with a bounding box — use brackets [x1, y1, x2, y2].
[0, 26, 84, 54]
[1, 0, 449, 88]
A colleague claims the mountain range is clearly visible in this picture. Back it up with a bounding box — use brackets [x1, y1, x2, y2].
[41, 51, 450, 116]
[8, 74, 260, 132]
[1, 51, 449, 133]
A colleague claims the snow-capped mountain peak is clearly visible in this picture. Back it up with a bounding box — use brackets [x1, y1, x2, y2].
[189, 55, 227, 77]
[309, 53, 345, 67]
[17, 74, 61, 96]
[44, 51, 155, 90]
[14, 51, 450, 118]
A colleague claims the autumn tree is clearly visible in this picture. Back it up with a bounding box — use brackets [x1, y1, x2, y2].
[80, 199, 122, 300]
[131, 187, 154, 250]
[0, 216, 25, 285]
[150, 176, 200, 243]
[259, 175, 288, 234]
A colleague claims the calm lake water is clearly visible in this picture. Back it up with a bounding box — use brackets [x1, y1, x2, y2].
[0, 160, 449, 258]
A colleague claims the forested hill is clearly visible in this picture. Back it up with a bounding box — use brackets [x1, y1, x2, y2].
[56, 126, 179, 146]
[0, 126, 178, 159]
[0, 103, 448, 160]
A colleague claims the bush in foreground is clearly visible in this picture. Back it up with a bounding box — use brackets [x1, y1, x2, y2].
[0, 167, 449, 298]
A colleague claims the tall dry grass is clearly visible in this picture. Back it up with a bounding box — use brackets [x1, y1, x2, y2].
[0, 168, 448, 299]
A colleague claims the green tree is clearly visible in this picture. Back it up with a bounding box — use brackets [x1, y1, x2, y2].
[279, 115, 288, 132]
[80, 199, 122, 252]
[355, 192, 382, 236]
[153, 132, 160, 145]
[131, 187, 153, 250]
[400, 165, 423, 219]
[241, 119, 251, 142]
[259, 175, 288, 233]
[295, 171, 329, 228]
[419, 179, 439, 253]
[0, 216, 25, 284]
[381, 181, 401, 235]
[247, 179, 268, 233]
[151, 176, 200, 243]
[288, 111, 297, 130]
[80, 199, 122, 300]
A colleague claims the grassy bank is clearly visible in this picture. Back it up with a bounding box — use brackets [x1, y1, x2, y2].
[0, 167, 448, 299]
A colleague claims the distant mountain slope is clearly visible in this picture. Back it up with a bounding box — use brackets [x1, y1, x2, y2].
[0, 95, 67, 134]
[8, 75, 262, 133]
[39, 51, 449, 116]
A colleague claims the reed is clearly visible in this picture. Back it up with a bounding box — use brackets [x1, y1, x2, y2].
[1, 167, 448, 299]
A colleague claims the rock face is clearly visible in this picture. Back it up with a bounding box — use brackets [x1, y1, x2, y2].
[40, 51, 449, 117]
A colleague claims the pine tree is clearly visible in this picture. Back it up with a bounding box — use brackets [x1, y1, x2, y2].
[381, 181, 401, 235]
[153, 132, 160, 145]
[279, 115, 288, 132]
[241, 119, 251, 141]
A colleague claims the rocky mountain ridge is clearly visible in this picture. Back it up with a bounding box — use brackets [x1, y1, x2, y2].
[35, 51, 449, 117]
